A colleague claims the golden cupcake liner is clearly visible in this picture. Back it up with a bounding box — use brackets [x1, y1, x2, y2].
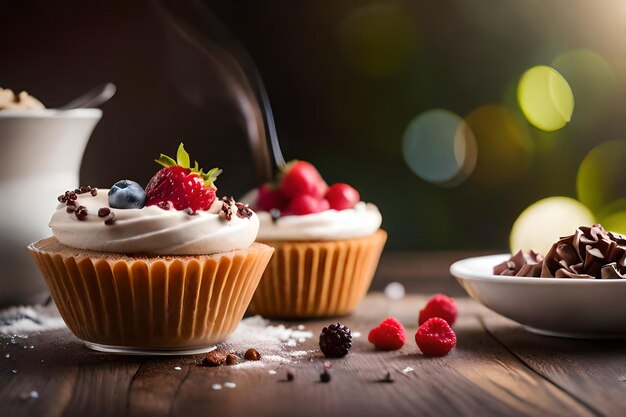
[28, 237, 273, 349]
[250, 229, 387, 319]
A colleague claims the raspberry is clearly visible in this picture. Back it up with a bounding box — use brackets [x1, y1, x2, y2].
[415, 317, 457, 356]
[368, 317, 406, 350]
[319, 323, 352, 358]
[325, 183, 360, 210]
[418, 294, 457, 326]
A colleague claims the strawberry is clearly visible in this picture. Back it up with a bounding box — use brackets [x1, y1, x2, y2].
[326, 183, 360, 210]
[279, 161, 328, 199]
[415, 317, 457, 357]
[145, 143, 221, 212]
[287, 194, 329, 215]
[256, 183, 288, 211]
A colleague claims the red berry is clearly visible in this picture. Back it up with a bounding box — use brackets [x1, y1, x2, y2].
[144, 143, 221, 212]
[368, 317, 406, 351]
[415, 317, 457, 357]
[286, 194, 329, 215]
[256, 183, 288, 211]
[279, 161, 328, 199]
[418, 294, 457, 326]
[326, 183, 360, 210]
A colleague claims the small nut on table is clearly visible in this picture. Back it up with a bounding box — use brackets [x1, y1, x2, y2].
[226, 353, 239, 365]
[244, 348, 261, 361]
[202, 349, 229, 367]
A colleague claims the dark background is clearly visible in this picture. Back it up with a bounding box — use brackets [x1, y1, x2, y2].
[2, 0, 625, 250]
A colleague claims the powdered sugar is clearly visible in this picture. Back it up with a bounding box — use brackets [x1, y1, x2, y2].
[0, 304, 65, 336]
[218, 315, 314, 368]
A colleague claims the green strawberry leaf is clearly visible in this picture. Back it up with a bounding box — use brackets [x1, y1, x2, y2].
[155, 142, 222, 188]
[155, 154, 177, 168]
[176, 143, 190, 169]
[203, 167, 222, 188]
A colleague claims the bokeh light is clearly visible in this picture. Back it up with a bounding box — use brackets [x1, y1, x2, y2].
[402, 109, 477, 186]
[577, 140, 626, 215]
[510, 196, 595, 255]
[517, 65, 574, 132]
[464, 105, 532, 185]
[599, 208, 626, 235]
[338, 3, 418, 78]
[551, 50, 616, 130]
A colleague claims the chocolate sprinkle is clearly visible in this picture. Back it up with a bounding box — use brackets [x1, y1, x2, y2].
[75, 206, 88, 221]
[235, 202, 253, 219]
[269, 208, 281, 223]
[98, 207, 110, 217]
[104, 212, 116, 226]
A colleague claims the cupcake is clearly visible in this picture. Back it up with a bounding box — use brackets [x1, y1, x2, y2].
[28, 144, 273, 354]
[244, 160, 386, 319]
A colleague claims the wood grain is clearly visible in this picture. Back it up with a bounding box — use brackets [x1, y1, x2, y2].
[0, 292, 618, 417]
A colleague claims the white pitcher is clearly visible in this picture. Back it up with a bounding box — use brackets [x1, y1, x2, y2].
[0, 108, 101, 306]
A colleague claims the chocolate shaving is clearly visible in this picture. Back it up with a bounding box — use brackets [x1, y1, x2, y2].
[495, 224, 626, 279]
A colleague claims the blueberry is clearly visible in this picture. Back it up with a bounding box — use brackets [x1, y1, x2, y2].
[108, 180, 146, 209]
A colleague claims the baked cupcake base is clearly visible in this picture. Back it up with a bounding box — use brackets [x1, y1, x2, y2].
[250, 229, 387, 319]
[28, 237, 273, 353]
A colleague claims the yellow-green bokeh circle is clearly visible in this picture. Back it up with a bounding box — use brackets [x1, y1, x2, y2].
[600, 210, 626, 235]
[577, 140, 626, 215]
[510, 196, 595, 255]
[517, 65, 574, 132]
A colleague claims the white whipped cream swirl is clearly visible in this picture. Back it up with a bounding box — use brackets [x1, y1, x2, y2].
[49, 190, 259, 255]
[256, 202, 382, 241]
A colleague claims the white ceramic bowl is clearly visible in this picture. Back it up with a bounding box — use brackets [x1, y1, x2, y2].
[0, 109, 101, 306]
[450, 254, 626, 338]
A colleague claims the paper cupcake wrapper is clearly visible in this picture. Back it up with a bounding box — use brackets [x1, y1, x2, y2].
[29, 237, 273, 349]
[250, 229, 387, 319]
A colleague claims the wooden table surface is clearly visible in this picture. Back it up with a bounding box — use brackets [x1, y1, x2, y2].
[1, 252, 625, 417]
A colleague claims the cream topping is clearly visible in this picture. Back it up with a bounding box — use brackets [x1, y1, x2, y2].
[49, 190, 259, 255]
[0, 87, 45, 110]
[255, 202, 382, 241]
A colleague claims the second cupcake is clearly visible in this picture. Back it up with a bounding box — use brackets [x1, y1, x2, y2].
[245, 160, 386, 319]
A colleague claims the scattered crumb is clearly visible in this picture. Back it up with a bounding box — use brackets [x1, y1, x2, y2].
[223, 382, 236, 389]
[402, 367, 414, 374]
[174, 366, 182, 371]
[211, 384, 222, 390]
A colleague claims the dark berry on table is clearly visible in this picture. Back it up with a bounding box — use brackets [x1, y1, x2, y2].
[108, 180, 146, 209]
[319, 323, 352, 358]
[320, 369, 331, 383]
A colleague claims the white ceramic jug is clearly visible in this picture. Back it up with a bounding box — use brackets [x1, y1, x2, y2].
[0, 108, 101, 306]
